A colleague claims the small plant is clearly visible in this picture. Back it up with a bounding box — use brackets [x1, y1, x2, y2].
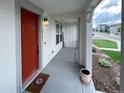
[80, 65, 85, 69]
[92, 47, 96, 53]
[98, 58, 112, 68]
[116, 60, 120, 64]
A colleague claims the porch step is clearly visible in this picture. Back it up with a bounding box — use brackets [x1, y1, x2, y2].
[23, 90, 31, 93]
[82, 79, 105, 93]
[82, 80, 96, 93]
[96, 90, 105, 93]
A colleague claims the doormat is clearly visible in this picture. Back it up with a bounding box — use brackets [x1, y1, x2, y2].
[26, 73, 49, 93]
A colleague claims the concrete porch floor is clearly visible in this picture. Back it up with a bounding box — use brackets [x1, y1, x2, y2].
[40, 47, 97, 93]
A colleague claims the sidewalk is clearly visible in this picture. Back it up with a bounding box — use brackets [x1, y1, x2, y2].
[94, 32, 121, 46]
[93, 45, 120, 52]
[93, 37, 121, 51]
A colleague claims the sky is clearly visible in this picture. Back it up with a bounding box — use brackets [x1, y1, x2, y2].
[93, 0, 122, 28]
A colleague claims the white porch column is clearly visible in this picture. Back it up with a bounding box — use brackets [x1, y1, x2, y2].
[79, 12, 93, 75]
[79, 13, 87, 66]
[86, 17, 93, 74]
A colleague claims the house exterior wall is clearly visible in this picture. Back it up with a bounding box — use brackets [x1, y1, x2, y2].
[0, 0, 16, 93]
[63, 23, 78, 48]
[110, 26, 117, 34]
[42, 11, 63, 69]
[110, 24, 121, 35]
[96, 24, 110, 33]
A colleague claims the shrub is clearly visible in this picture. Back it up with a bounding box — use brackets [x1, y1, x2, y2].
[100, 30, 103, 32]
[98, 58, 112, 68]
[108, 31, 110, 33]
[80, 65, 85, 69]
[92, 47, 96, 53]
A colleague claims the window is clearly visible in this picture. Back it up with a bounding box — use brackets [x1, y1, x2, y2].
[60, 25, 63, 42]
[56, 24, 60, 44]
[56, 22, 63, 44]
[56, 24, 59, 33]
[60, 34, 63, 42]
[56, 34, 59, 44]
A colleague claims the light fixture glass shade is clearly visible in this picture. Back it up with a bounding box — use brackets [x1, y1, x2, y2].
[43, 18, 49, 26]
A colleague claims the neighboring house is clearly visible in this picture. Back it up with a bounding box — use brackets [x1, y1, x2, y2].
[0, 0, 103, 93]
[95, 24, 110, 33]
[110, 23, 121, 35]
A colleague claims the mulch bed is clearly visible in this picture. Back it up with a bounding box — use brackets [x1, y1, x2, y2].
[92, 49, 120, 93]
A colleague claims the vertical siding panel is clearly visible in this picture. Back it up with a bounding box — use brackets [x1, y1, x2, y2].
[0, 0, 16, 93]
[63, 23, 78, 47]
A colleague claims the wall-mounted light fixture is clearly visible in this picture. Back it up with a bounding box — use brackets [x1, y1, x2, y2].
[43, 17, 49, 26]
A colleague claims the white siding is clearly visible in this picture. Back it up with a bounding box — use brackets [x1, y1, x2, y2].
[110, 25, 121, 35]
[63, 23, 78, 47]
[110, 26, 117, 34]
[0, 0, 16, 93]
[42, 12, 63, 69]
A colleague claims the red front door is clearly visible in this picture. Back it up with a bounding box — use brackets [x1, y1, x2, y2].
[21, 8, 39, 83]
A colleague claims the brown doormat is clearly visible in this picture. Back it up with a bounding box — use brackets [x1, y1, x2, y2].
[26, 73, 49, 93]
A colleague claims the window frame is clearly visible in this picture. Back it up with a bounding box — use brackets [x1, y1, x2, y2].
[55, 21, 63, 45]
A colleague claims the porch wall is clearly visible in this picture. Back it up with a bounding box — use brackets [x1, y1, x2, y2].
[42, 11, 63, 69]
[0, 0, 16, 93]
[63, 23, 78, 48]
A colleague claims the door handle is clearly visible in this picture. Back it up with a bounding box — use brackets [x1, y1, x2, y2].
[37, 46, 39, 56]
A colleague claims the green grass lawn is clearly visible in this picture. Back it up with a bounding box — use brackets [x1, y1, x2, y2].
[102, 50, 121, 64]
[93, 39, 118, 49]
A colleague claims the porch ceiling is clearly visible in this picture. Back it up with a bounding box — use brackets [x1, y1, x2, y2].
[29, 0, 92, 15]
[62, 18, 78, 23]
